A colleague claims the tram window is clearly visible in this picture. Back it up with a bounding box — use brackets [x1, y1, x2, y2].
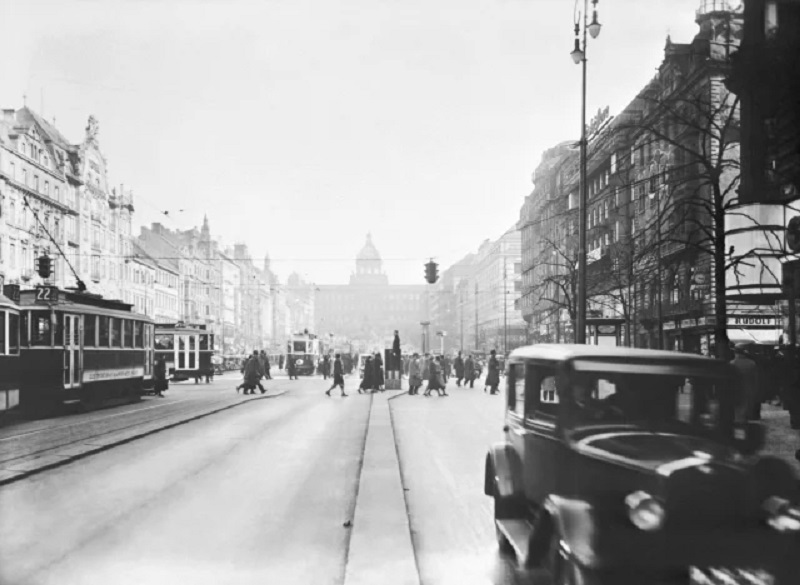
[31, 314, 51, 346]
[208, 335, 214, 351]
[189, 335, 196, 351]
[133, 322, 143, 348]
[98, 316, 110, 346]
[110, 318, 121, 347]
[0, 312, 5, 354]
[155, 334, 173, 350]
[124, 320, 134, 348]
[293, 341, 306, 353]
[85, 315, 97, 347]
[53, 313, 63, 346]
[20, 312, 28, 346]
[199, 334, 208, 350]
[9, 313, 19, 354]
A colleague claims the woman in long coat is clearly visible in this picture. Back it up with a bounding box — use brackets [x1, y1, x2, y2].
[373, 352, 385, 391]
[359, 356, 374, 394]
[485, 349, 501, 395]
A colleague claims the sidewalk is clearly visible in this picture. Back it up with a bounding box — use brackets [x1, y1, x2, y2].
[0, 373, 288, 485]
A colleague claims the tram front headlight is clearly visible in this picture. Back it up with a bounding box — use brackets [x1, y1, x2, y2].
[625, 491, 666, 531]
[763, 497, 800, 533]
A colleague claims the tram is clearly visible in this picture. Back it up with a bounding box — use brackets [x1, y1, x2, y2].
[154, 323, 215, 382]
[0, 287, 21, 412]
[13, 285, 155, 416]
[287, 330, 321, 376]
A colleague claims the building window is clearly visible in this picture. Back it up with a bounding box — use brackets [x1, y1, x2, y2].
[34, 175, 39, 191]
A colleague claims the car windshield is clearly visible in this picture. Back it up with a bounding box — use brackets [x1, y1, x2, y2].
[568, 360, 732, 433]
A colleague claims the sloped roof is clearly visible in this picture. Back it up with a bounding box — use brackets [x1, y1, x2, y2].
[356, 233, 381, 261]
[16, 107, 73, 150]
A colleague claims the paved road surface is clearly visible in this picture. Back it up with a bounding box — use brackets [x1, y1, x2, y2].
[390, 386, 545, 585]
[0, 376, 369, 585]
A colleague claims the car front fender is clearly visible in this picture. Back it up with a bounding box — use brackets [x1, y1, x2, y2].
[484, 442, 524, 500]
[541, 496, 600, 569]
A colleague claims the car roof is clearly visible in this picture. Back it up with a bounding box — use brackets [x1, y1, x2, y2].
[509, 344, 720, 365]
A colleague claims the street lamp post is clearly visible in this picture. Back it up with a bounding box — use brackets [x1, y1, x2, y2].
[571, 0, 602, 344]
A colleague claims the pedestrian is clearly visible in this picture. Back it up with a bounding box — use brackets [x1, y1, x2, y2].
[279, 354, 285, 370]
[730, 343, 759, 422]
[408, 353, 422, 395]
[424, 356, 448, 397]
[154, 355, 168, 397]
[464, 354, 476, 388]
[485, 349, 501, 395]
[359, 356, 374, 394]
[422, 353, 431, 384]
[374, 351, 385, 391]
[287, 354, 298, 380]
[264, 353, 272, 380]
[454, 351, 465, 387]
[326, 353, 348, 397]
[322, 354, 331, 380]
[237, 351, 263, 394]
[392, 330, 402, 373]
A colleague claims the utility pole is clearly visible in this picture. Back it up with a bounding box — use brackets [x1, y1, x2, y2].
[474, 281, 479, 352]
[503, 257, 508, 355]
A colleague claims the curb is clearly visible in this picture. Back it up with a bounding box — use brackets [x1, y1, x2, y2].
[344, 389, 420, 585]
[0, 389, 288, 487]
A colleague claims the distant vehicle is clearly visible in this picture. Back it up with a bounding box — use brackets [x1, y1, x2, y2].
[155, 323, 215, 383]
[287, 331, 321, 376]
[485, 344, 799, 585]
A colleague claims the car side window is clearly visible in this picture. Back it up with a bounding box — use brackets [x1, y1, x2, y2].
[507, 363, 526, 417]
[531, 366, 560, 418]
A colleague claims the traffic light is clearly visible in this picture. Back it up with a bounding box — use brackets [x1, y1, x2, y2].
[424, 260, 439, 284]
[729, 0, 800, 203]
[36, 254, 52, 279]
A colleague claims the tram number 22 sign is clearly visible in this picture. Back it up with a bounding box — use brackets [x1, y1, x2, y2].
[35, 286, 59, 303]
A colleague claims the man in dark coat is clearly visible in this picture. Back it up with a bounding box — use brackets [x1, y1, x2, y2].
[485, 349, 500, 395]
[287, 355, 298, 380]
[454, 351, 465, 387]
[322, 354, 331, 380]
[239, 351, 264, 395]
[326, 354, 348, 397]
[263, 353, 272, 380]
[374, 352, 385, 391]
[154, 356, 168, 397]
[392, 330, 402, 372]
[730, 344, 759, 422]
[359, 356, 374, 394]
[464, 354, 476, 388]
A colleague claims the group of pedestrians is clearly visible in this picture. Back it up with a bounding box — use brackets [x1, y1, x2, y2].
[236, 350, 272, 395]
[406, 349, 502, 396]
[358, 352, 386, 393]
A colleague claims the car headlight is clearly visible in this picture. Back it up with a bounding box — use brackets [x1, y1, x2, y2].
[763, 497, 800, 533]
[625, 491, 666, 531]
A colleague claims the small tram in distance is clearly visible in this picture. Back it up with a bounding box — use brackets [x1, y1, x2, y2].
[154, 323, 215, 382]
[287, 330, 321, 376]
[10, 285, 155, 416]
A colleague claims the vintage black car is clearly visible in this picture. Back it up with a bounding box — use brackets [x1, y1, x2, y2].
[484, 344, 800, 585]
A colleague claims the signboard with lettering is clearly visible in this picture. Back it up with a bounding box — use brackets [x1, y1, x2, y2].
[83, 367, 145, 383]
[35, 286, 59, 303]
[727, 315, 781, 328]
[663, 321, 678, 331]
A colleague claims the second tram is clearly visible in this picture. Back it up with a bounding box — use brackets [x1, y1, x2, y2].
[155, 323, 215, 382]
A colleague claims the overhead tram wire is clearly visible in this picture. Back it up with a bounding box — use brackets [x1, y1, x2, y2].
[20, 192, 87, 291]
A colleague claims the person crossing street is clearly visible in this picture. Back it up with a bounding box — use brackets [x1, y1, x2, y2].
[454, 351, 465, 387]
[325, 354, 347, 397]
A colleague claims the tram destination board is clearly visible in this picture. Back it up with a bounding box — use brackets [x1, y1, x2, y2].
[35, 286, 59, 303]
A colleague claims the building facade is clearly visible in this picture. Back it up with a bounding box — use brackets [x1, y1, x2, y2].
[314, 234, 425, 353]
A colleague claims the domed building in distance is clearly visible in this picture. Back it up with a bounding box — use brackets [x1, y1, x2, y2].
[314, 234, 425, 352]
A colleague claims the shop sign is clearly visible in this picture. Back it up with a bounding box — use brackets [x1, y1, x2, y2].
[727, 314, 781, 327]
[662, 321, 678, 331]
[597, 325, 616, 334]
[697, 317, 716, 327]
[680, 318, 696, 329]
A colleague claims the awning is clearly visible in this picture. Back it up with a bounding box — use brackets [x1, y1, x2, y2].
[727, 328, 783, 345]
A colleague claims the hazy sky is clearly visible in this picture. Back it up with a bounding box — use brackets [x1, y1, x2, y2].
[1, 0, 703, 284]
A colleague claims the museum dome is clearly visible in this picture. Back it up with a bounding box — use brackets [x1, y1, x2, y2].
[357, 233, 381, 262]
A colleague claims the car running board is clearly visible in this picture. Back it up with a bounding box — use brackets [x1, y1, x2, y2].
[496, 518, 533, 566]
